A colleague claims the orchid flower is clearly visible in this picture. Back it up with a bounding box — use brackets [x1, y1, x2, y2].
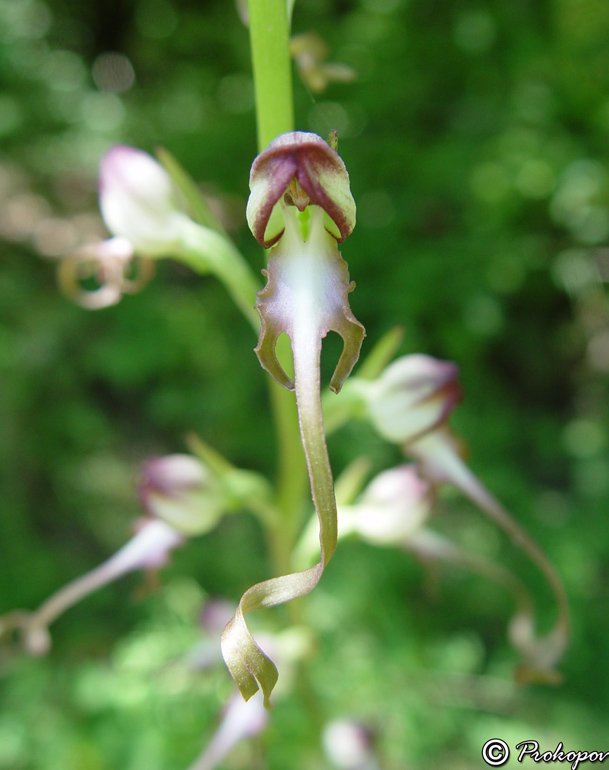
[348, 354, 569, 681]
[61, 145, 260, 326]
[294, 461, 536, 657]
[221, 131, 365, 708]
[295, 463, 434, 565]
[407, 427, 569, 683]
[139, 454, 229, 536]
[100, 145, 260, 327]
[0, 454, 233, 656]
[342, 464, 432, 545]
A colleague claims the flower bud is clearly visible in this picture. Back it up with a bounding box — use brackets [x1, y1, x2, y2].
[99, 145, 191, 255]
[139, 454, 228, 536]
[348, 464, 433, 545]
[358, 354, 462, 445]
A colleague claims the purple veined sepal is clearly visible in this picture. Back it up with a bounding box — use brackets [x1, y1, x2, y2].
[246, 131, 356, 248]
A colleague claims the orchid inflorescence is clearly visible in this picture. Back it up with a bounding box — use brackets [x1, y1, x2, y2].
[3, 9, 570, 764]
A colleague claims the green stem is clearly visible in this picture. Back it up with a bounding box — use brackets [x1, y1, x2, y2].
[248, 0, 294, 150]
[248, 0, 307, 571]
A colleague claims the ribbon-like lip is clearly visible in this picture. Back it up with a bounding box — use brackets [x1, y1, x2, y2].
[247, 132, 356, 248]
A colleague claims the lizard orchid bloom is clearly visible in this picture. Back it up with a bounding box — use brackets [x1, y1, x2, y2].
[357, 354, 569, 683]
[222, 132, 365, 708]
[294, 463, 434, 568]
[407, 426, 569, 683]
[295, 460, 544, 676]
[0, 454, 231, 657]
[93, 145, 259, 325]
[248, 130, 364, 392]
[340, 464, 433, 546]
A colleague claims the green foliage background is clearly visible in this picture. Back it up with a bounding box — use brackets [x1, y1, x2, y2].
[1, 0, 609, 767]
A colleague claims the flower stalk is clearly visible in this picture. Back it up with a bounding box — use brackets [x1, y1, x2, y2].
[248, 0, 294, 150]
[246, 0, 309, 563]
